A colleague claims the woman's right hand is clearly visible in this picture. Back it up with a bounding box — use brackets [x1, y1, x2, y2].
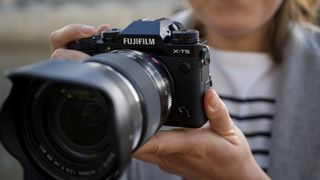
[50, 24, 111, 61]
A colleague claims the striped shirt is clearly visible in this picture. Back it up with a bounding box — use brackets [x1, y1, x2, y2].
[210, 49, 280, 172]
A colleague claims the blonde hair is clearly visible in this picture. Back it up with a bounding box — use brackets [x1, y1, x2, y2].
[267, 0, 319, 62]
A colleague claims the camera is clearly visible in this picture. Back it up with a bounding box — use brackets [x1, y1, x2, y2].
[0, 18, 211, 180]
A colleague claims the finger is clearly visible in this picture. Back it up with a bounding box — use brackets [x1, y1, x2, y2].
[204, 88, 238, 144]
[133, 128, 205, 157]
[97, 24, 112, 33]
[51, 48, 90, 61]
[50, 24, 97, 53]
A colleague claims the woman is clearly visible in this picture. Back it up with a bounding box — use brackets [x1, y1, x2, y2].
[50, 0, 320, 179]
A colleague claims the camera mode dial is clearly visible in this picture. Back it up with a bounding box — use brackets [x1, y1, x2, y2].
[171, 30, 199, 44]
[102, 29, 122, 43]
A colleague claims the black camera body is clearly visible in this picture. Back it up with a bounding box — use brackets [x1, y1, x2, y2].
[69, 18, 212, 127]
[0, 18, 211, 180]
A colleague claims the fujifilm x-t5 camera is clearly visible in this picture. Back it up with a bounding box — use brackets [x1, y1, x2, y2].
[0, 18, 211, 180]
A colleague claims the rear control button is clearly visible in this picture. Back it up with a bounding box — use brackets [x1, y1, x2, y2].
[180, 62, 191, 73]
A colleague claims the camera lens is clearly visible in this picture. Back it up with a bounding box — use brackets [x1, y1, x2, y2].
[61, 100, 107, 146]
[21, 82, 117, 179]
[31, 83, 115, 161]
[55, 86, 110, 147]
[13, 49, 173, 179]
[39, 85, 114, 160]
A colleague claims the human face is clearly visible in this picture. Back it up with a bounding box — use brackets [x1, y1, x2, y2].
[187, 0, 283, 37]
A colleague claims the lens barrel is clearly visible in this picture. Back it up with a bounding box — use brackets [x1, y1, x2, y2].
[2, 50, 172, 180]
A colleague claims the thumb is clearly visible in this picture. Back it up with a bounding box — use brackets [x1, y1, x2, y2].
[204, 89, 238, 144]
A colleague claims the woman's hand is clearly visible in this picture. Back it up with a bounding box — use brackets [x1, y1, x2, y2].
[134, 89, 270, 180]
[50, 24, 110, 60]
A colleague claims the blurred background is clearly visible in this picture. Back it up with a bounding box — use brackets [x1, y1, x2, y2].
[0, 1, 319, 180]
[0, 0, 184, 179]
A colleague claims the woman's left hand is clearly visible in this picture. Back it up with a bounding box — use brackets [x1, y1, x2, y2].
[133, 89, 269, 180]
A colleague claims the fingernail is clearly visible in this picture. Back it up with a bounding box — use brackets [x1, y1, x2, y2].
[208, 89, 220, 111]
[80, 25, 96, 34]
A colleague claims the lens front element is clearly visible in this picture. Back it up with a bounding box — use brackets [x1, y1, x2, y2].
[57, 86, 110, 147]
